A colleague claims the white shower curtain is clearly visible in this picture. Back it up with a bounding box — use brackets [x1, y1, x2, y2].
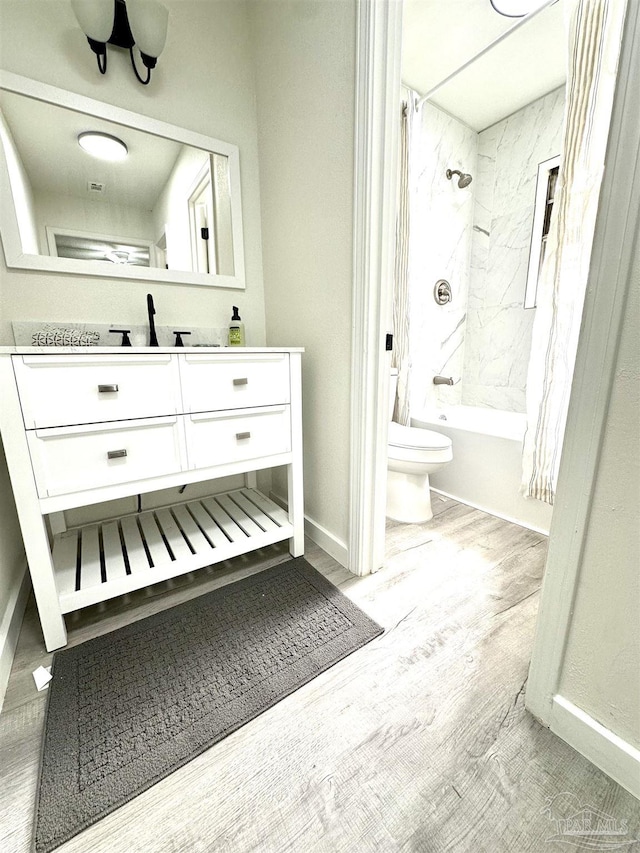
[392, 94, 414, 426]
[522, 0, 627, 504]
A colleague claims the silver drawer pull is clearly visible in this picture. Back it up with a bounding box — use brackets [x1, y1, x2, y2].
[107, 449, 127, 460]
[235, 432, 251, 441]
[98, 384, 119, 393]
[232, 377, 248, 386]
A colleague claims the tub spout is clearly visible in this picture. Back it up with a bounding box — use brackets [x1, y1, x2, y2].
[433, 375, 455, 385]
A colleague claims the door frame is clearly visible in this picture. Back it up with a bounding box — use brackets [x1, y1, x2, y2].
[525, 0, 640, 798]
[349, 0, 403, 576]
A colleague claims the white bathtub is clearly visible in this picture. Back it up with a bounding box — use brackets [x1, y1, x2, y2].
[411, 405, 553, 534]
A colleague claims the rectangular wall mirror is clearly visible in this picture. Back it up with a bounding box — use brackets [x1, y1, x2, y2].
[0, 72, 245, 289]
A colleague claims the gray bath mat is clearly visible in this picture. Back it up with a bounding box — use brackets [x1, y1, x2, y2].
[34, 558, 382, 852]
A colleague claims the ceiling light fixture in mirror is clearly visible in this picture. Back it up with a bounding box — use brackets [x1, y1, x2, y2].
[78, 131, 129, 161]
[0, 72, 246, 289]
[490, 0, 558, 17]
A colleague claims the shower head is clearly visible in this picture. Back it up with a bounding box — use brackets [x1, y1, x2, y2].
[446, 168, 473, 188]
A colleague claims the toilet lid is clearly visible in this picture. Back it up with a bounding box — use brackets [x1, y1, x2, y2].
[389, 422, 452, 451]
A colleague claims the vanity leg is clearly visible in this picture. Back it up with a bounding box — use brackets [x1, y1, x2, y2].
[287, 462, 305, 556]
[244, 470, 258, 489]
[0, 359, 67, 651]
[48, 511, 67, 535]
[288, 352, 304, 557]
[24, 516, 68, 651]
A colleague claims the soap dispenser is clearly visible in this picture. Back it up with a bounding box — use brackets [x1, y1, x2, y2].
[228, 306, 245, 346]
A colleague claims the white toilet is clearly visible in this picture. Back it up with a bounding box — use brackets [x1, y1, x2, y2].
[387, 370, 453, 523]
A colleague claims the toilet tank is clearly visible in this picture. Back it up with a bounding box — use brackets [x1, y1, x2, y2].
[389, 368, 398, 421]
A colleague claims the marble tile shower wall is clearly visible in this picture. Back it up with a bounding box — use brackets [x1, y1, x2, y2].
[462, 88, 565, 412]
[408, 101, 477, 412]
[407, 89, 565, 416]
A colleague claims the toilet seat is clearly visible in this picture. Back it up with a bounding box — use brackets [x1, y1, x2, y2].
[388, 422, 452, 469]
[388, 422, 451, 452]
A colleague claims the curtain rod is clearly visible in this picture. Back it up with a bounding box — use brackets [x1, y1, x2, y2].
[414, 0, 560, 110]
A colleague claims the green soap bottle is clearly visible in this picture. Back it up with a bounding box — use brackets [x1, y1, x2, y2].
[228, 306, 245, 346]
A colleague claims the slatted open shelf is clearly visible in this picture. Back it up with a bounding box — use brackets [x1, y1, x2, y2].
[52, 488, 293, 612]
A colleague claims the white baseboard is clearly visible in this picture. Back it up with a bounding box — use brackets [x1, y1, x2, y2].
[269, 492, 349, 569]
[303, 514, 349, 569]
[0, 563, 30, 714]
[431, 488, 550, 536]
[551, 694, 640, 800]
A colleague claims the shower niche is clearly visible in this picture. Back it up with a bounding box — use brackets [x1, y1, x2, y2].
[524, 154, 561, 310]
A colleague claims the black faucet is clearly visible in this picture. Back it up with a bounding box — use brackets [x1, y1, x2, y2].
[173, 331, 191, 347]
[110, 329, 132, 346]
[147, 294, 159, 346]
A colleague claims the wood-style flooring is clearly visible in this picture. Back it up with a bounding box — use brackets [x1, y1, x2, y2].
[1, 494, 639, 852]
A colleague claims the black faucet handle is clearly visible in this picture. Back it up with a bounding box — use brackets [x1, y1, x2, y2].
[173, 331, 192, 347]
[110, 329, 132, 347]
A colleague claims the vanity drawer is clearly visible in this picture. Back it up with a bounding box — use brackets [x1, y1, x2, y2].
[27, 416, 186, 498]
[185, 406, 291, 470]
[179, 353, 290, 413]
[13, 354, 181, 428]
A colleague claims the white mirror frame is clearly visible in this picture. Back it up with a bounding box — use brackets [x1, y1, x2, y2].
[0, 71, 246, 289]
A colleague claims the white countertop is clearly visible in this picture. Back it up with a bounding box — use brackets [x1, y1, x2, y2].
[0, 346, 305, 355]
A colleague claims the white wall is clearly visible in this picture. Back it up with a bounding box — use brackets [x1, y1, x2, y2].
[249, 0, 356, 561]
[558, 260, 640, 749]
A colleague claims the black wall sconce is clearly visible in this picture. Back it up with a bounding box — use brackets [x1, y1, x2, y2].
[71, 0, 168, 85]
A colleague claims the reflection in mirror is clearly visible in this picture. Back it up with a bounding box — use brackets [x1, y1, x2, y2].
[0, 90, 233, 275]
[0, 73, 245, 289]
[47, 229, 153, 266]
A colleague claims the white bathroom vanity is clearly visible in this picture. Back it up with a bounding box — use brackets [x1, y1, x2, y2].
[0, 347, 304, 651]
